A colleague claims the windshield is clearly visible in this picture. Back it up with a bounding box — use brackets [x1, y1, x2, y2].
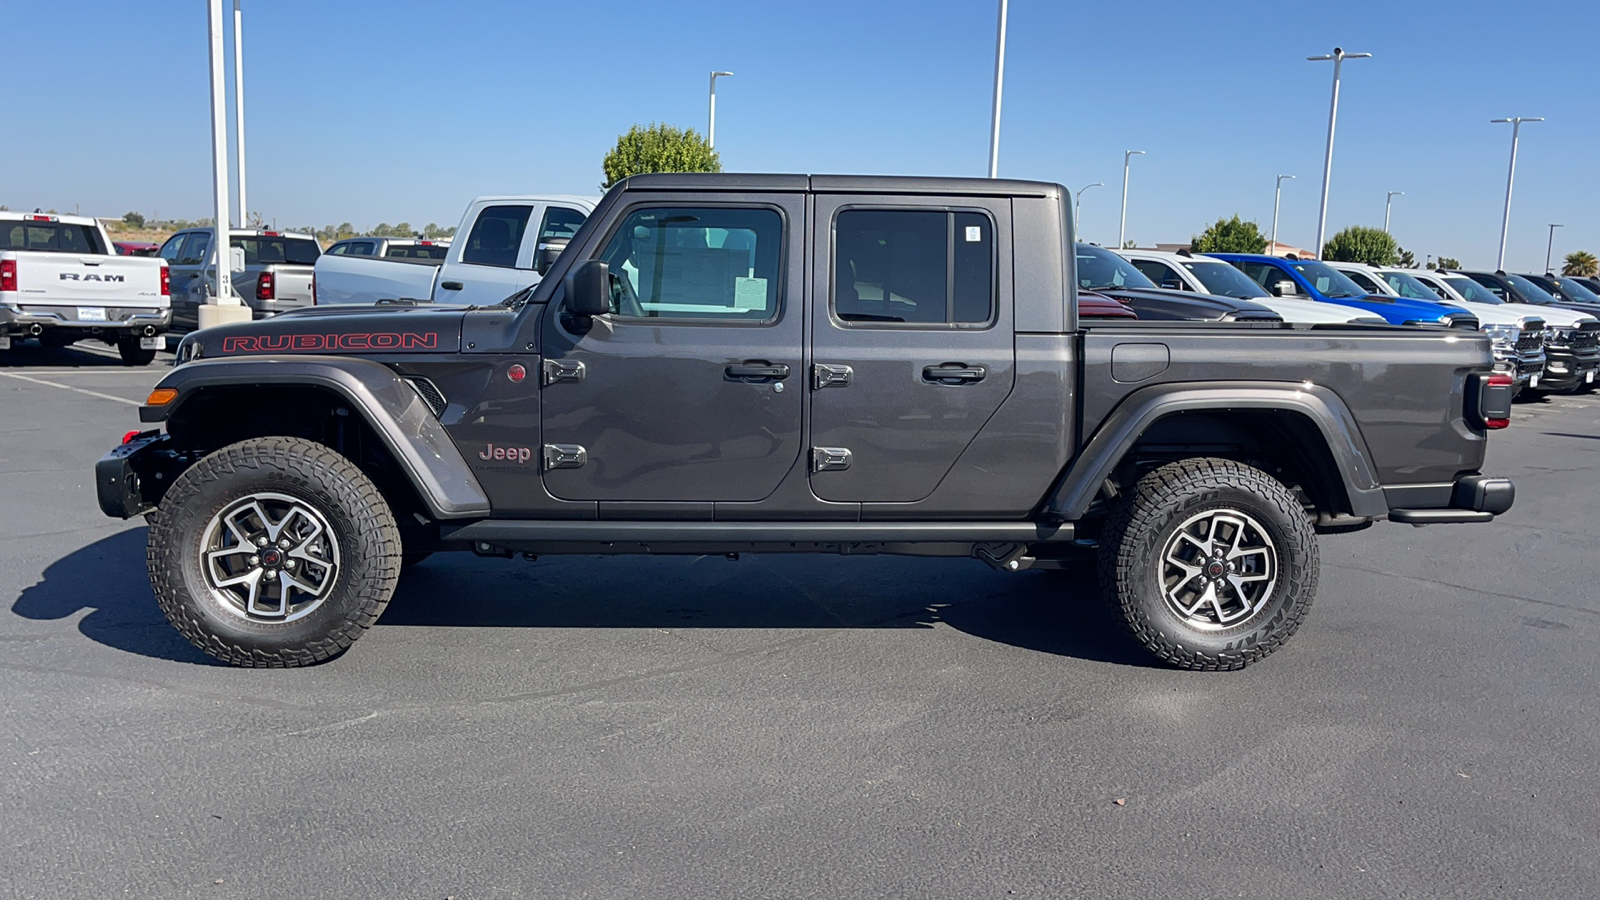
[1380, 271, 1446, 302]
[1287, 261, 1367, 299]
[1182, 261, 1270, 298]
[0, 220, 106, 254]
[1441, 276, 1503, 304]
[231, 236, 321, 266]
[1555, 277, 1600, 303]
[1505, 273, 1561, 304]
[1076, 244, 1157, 290]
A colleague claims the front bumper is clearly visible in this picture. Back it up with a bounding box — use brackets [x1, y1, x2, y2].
[96, 432, 191, 519]
[1388, 475, 1515, 526]
[1492, 345, 1547, 389]
[1540, 346, 1600, 391]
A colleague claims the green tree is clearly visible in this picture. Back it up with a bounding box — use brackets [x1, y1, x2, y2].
[1321, 225, 1399, 266]
[122, 211, 146, 229]
[601, 122, 721, 189]
[1562, 250, 1598, 278]
[1436, 256, 1461, 270]
[1189, 215, 1269, 254]
[392, 222, 413, 238]
[1395, 247, 1417, 269]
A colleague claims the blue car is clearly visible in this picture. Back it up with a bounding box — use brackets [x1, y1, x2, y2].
[1206, 254, 1478, 328]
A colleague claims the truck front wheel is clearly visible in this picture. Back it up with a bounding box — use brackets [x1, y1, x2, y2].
[147, 437, 402, 667]
[1097, 458, 1319, 670]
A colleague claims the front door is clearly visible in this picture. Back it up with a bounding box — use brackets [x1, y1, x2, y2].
[437, 203, 545, 307]
[808, 196, 1016, 503]
[539, 195, 804, 502]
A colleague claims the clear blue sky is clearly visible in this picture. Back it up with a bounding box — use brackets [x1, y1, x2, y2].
[6, 0, 1595, 271]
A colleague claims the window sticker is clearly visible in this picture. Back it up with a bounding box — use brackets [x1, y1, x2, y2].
[734, 276, 768, 311]
[965, 225, 982, 242]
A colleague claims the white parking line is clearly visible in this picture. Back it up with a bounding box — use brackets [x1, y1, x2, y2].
[0, 370, 142, 406]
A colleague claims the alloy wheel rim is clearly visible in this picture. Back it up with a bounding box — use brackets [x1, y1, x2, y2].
[1158, 507, 1278, 630]
[199, 492, 340, 623]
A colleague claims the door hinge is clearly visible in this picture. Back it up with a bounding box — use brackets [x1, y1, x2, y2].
[541, 359, 585, 386]
[811, 447, 852, 472]
[542, 444, 587, 470]
[812, 363, 853, 390]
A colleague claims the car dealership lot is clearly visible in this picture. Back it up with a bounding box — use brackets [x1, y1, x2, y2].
[3, 347, 1598, 898]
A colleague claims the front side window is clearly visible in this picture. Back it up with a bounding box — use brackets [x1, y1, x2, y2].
[1341, 269, 1384, 293]
[1131, 259, 1186, 290]
[1555, 277, 1600, 303]
[1455, 275, 1508, 302]
[179, 232, 210, 266]
[597, 206, 783, 321]
[462, 205, 533, 268]
[1182, 261, 1271, 299]
[1287, 261, 1366, 299]
[158, 233, 186, 263]
[1408, 273, 1454, 302]
[539, 206, 588, 242]
[833, 209, 994, 326]
[1505, 273, 1561, 304]
[1380, 271, 1443, 301]
[1075, 243, 1156, 292]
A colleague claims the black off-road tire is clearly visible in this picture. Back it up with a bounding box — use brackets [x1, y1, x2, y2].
[117, 337, 157, 366]
[147, 437, 401, 667]
[1097, 457, 1319, 671]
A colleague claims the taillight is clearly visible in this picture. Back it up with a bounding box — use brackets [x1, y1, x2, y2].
[256, 271, 275, 301]
[0, 259, 15, 292]
[1484, 372, 1514, 429]
[159, 266, 170, 296]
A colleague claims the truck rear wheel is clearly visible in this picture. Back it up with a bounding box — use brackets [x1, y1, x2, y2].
[1097, 458, 1319, 670]
[147, 437, 402, 667]
[117, 336, 157, 366]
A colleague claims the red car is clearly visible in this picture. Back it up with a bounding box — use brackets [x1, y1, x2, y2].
[113, 241, 160, 257]
[1078, 289, 1138, 319]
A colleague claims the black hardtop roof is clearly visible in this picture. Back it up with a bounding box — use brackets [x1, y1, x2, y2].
[619, 172, 1062, 198]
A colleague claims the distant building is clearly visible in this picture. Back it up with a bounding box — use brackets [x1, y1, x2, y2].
[1265, 240, 1314, 259]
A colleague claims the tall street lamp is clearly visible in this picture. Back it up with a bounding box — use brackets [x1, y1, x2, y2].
[1074, 182, 1103, 238]
[1307, 47, 1371, 259]
[232, 0, 247, 228]
[1492, 116, 1543, 271]
[987, 0, 1009, 178]
[1545, 224, 1563, 274]
[1271, 174, 1295, 251]
[1118, 150, 1145, 250]
[1384, 191, 1403, 234]
[707, 71, 733, 150]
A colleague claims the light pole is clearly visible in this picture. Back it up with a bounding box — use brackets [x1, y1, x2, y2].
[1271, 174, 1295, 251]
[707, 71, 732, 150]
[1383, 191, 1403, 233]
[1307, 47, 1371, 259]
[1074, 182, 1103, 238]
[1545, 224, 1563, 274]
[1118, 150, 1145, 250]
[205, 0, 233, 305]
[232, 0, 247, 227]
[987, 0, 1008, 178]
[1492, 117, 1543, 271]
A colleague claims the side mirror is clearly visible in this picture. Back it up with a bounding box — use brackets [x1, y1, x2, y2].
[1271, 280, 1298, 297]
[563, 259, 611, 317]
[535, 238, 569, 276]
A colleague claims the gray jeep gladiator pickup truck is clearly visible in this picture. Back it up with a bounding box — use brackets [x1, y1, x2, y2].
[96, 174, 1516, 670]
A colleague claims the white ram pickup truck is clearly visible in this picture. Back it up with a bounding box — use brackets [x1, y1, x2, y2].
[0, 212, 169, 365]
[313, 195, 595, 306]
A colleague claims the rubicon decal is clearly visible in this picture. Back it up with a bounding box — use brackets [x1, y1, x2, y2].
[220, 332, 440, 353]
[479, 443, 533, 464]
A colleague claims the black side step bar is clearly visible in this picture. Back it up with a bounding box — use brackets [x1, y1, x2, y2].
[442, 520, 1074, 544]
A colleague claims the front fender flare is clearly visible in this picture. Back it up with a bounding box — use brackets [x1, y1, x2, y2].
[1047, 380, 1386, 521]
[141, 355, 490, 519]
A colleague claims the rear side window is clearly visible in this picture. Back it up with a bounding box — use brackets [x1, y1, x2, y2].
[539, 206, 587, 242]
[231, 237, 320, 266]
[0, 221, 105, 254]
[596, 205, 783, 321]
[462, 205, 532, 268]
[833, 209, 994, 326]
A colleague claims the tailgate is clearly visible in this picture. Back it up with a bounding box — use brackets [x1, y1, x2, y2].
[267, 265, 316, 303]
[10, 253, 167, 308]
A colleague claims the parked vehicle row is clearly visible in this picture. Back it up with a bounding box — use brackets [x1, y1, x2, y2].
[154, 228, 321, 331]
[0, 211, 169, 365]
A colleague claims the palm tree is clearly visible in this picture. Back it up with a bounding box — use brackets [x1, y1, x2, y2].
[1563, 250, 1599, 278]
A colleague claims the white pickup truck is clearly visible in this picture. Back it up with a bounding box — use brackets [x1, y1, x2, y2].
[312, 195, 595, 306]
[0, 212, 169, 365]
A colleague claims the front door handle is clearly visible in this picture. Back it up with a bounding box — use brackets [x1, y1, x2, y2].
[726, 361, 790, 382]
[923, 363, 987, 385]
[440, 281, 464, 291]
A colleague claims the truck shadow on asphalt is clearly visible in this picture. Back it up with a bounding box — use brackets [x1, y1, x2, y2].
[0, 343, 143, 368]
[12, 530, 1151, 668]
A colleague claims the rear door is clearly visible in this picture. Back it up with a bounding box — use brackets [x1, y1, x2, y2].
[435, 202, 545, 306]
[808, 195, 1015, 503]
[538, 193, 804, 503]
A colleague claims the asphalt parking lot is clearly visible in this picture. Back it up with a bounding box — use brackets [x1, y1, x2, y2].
[3, 343, 1598, 899]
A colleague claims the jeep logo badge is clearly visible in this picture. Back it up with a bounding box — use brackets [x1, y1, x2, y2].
[479, 443, 532, 464]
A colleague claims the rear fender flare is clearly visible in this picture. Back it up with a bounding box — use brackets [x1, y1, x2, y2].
[141, 355, 490, 519]
[1047, 381, 1386, 521]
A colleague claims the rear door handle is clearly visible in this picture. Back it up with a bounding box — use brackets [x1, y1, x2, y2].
[726, 361, 790, 382]
[922, 363, 987, 385]
[440, 281, 464, 291]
